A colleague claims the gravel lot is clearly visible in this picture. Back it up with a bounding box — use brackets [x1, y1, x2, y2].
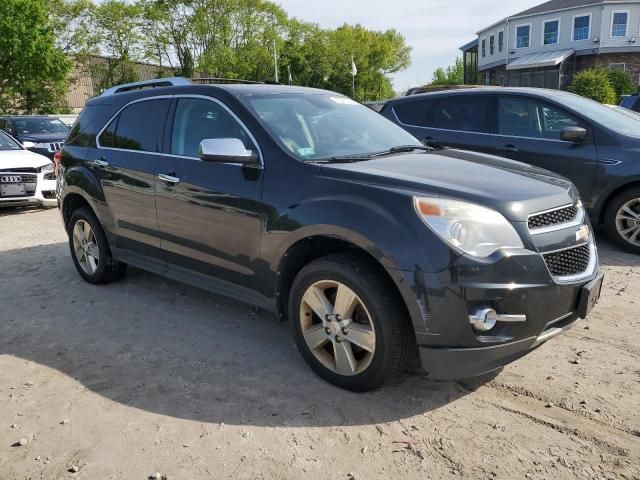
[1, 207, 639, 480]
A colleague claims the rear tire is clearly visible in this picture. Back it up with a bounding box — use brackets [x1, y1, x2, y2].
[604, 187, 640, 255]
[68, 207, 126, 284]
[289, 252, 413, 392]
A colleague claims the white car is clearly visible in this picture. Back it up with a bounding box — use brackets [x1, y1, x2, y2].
[0, 129, 56, 208]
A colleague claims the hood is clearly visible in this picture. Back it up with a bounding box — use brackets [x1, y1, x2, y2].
[0, 149, 52, 170]
[322, 149, 577, 222]
[16, 132, 68, 143]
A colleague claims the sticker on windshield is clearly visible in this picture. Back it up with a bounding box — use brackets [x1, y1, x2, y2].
[298, 147, 315, 156]
[330, 96, 358, 105]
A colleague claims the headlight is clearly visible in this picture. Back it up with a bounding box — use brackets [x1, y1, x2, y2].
[414, 197, 524, 258]
[22, 141, 36, 148]
[39, 163, 54, 174]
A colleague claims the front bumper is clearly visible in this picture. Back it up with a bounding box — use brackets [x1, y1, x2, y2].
[0, 176, 56, 208]
[419, 312, 580, 380]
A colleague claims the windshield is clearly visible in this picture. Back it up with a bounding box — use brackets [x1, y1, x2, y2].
[12, 117, 70, 135]
[240, 94, 422, 160]
[0, 130, 22, 151]
[556, 93, 640, 138]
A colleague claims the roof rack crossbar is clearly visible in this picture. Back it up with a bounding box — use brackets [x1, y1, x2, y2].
[100, 77, 194, 96]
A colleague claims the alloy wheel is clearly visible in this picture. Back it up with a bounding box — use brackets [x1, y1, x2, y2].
[72, 219, 100, 275]
[615, 198, 640, 247]
[299, 280, 376, 376]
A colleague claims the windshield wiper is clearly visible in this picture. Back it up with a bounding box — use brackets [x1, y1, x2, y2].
[388, 145, 434, 153]
[309, 145, 434, 164]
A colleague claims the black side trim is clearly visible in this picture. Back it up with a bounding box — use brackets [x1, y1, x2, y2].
[112, 247, 276, 312]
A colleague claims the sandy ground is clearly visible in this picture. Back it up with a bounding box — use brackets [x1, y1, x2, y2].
[0, 207, 639, 480]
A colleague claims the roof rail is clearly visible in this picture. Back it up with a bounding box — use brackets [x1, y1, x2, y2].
[100, 77, 193, 96]
[190, 77, 261, 85]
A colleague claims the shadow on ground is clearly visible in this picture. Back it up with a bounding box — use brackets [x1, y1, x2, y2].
[0, 241, 488, 428]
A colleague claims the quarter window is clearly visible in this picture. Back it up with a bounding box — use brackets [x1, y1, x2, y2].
[516, 25, 530, 48]
[573, 15, 590, 41]
[543, 20, 560, 45]
[498, 97, 580, 140]
[101, 99, 170, 152]
[170, 98, 253, 158]
[611, 12, 628, 37]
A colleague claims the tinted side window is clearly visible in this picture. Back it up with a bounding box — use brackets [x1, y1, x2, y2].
[112, 99, 170, 152]
[98, 117, 117, 148]
[428, 96, 488, 133]
[393, 99, 432, 126]
[170, 98, 253, 158]
[498, 97, 579, 140]
[67, 104, 112, 147]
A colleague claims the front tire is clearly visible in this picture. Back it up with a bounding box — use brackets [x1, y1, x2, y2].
[68, 207, 126, 284]
[604, 188, 640, 254]
[289, 253, 413, 392]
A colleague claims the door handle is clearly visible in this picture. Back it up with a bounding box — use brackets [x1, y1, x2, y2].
[90, 158, 109, 167]
[498, 145, 519, 153]
[158, 173, 180, 184]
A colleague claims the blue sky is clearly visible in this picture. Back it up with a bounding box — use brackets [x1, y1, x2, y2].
[276, 0, 542, 92]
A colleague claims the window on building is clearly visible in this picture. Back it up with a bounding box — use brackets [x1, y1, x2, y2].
[573, 15, 590, 41]
[498, 31, 504, 52]
[543, 20, 560, 45]
[516, 25, 530, 48]
[481, 38, 486, 57]
[611, 12, 628, 37]
[490, 35, 495, 55]
[610, 63, 626, 72]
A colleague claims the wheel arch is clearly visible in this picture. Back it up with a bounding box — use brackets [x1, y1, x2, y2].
[596, 179, 640, 225]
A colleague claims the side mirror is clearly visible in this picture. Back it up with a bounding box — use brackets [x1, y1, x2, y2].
[560, 126, 587, 143]
[199, 138, 258, 164]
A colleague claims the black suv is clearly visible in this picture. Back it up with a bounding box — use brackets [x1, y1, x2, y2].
[58, 78, 603, 391]
[0, 115, 70, 159]
[381, 88, 640, 254]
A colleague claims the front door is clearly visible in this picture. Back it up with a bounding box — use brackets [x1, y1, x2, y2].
[94, 97, 171, 253]
[155, 96, 265, 294]
[490, 95, 598, 205]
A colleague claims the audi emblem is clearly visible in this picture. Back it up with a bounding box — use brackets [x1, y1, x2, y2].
[0, 175, 22, 183]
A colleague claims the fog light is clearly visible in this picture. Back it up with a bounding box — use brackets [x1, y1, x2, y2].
[469, 307, 498, 332]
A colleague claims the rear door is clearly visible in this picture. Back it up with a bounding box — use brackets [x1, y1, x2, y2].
[489, 95, 598, 203]
[94, 97, 171, 254]
[388, 94, 493, 153]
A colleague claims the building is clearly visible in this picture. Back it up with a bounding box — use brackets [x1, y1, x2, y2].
[461, 0, 640, 89]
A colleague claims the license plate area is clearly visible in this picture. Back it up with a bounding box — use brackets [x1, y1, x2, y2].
[577, 273, 604, 319]
[0, 183, 26, 197]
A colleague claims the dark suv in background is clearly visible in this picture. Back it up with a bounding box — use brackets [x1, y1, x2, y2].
[0, 115, 70, 159]
[58, 78, 602, 391]
[382, 88, 640, 254]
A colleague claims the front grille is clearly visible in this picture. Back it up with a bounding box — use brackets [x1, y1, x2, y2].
[47, 142, 64, 152]
[528, 205, 579, 230]
[543, 244, 590, 277]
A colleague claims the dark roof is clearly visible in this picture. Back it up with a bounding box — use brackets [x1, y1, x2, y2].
[512, 0, 602, 18]
[385, 87, 571, 105]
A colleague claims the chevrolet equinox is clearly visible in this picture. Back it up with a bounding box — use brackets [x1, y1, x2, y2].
[57, 78, 603, 391]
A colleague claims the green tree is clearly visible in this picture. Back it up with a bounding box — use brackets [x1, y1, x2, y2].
[568, 68, 617, 104]
[0, 0, 71, 113]
[430, 57, 463, 85]
[607, 69, 634, 103]
[91, 0, 143, 91]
